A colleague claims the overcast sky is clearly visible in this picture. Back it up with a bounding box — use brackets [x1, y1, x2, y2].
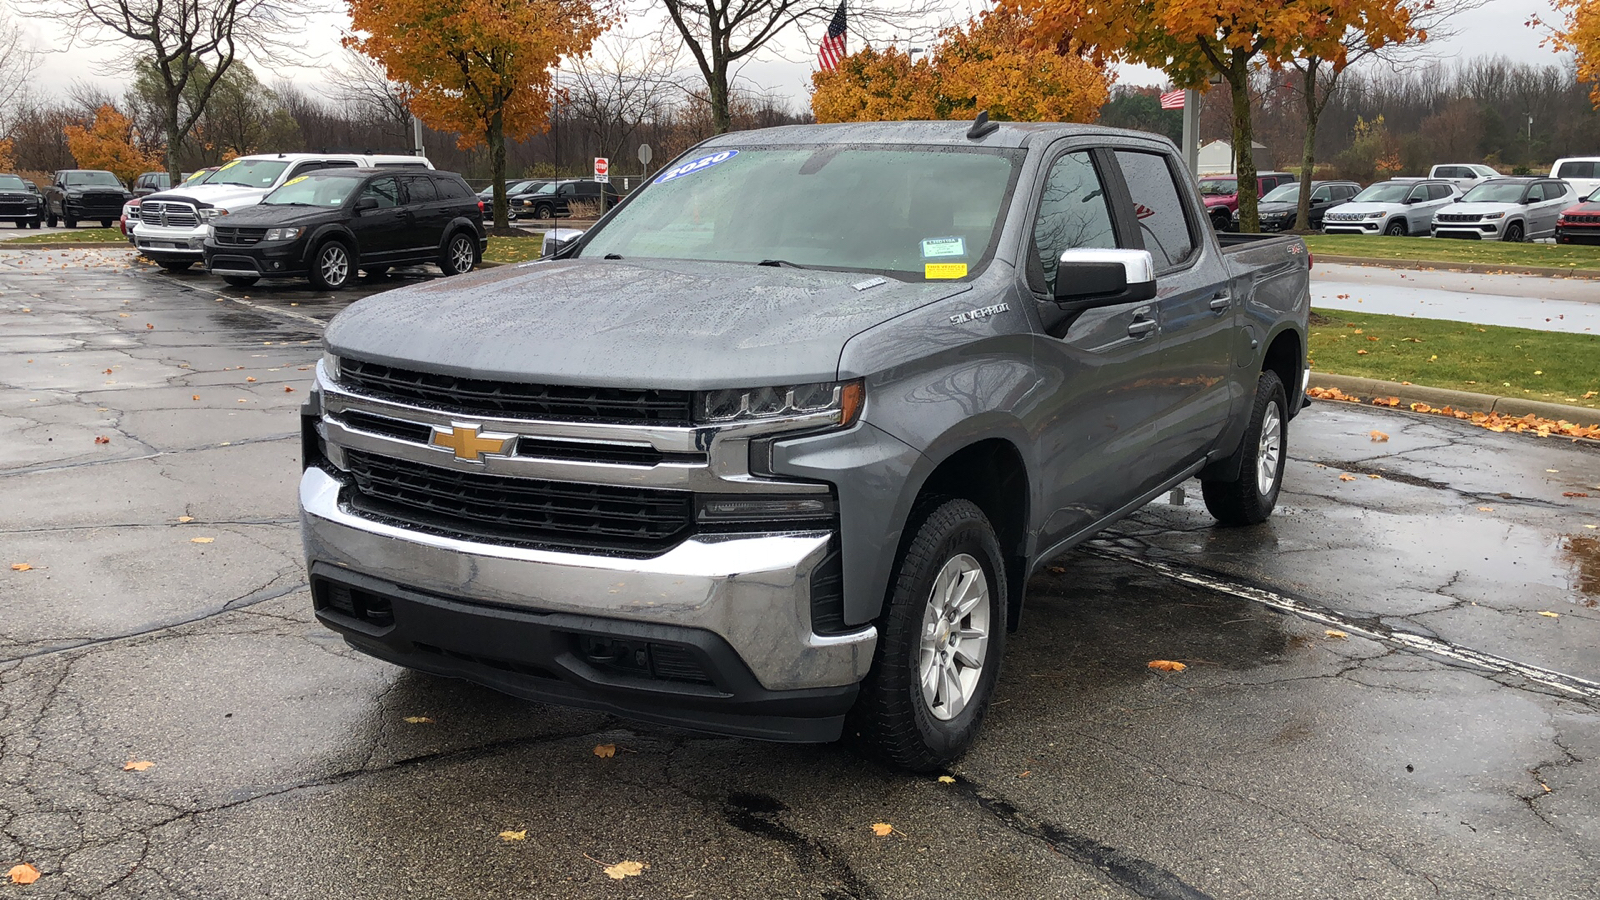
[15, 0, 1571, 113]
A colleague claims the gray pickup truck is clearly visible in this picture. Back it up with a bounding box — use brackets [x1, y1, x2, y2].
[300, 120, 1310, 770]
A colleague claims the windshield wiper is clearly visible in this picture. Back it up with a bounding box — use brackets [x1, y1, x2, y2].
[603, 253, 623, 259]
[757, 259, 805, 269]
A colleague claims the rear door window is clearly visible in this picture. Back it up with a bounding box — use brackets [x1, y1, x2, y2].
[404, 176, 437, 204]
[1031, 150, 1117, 294]
[360, 177, 400, 208]
[1429, 184, 1453, 200]
[1558, 161, 1597, 179]
[1112, 150, 1196, 271]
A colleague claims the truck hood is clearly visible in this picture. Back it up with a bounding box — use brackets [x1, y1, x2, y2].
[221, 204, 333, 227]
[144, 183, 270, 211]
[1436, 202, 1521, 216]
[1326, 202, 1401, 216]
[325, 258, 972, 390]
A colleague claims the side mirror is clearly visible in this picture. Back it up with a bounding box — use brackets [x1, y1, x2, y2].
[1054, 248, 1157, 309]
[541, 227, 586, 258]
[353, 197, 379, 213]
[1581, 193, 1591, 203]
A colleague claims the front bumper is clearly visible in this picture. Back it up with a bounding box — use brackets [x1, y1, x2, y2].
[204, 237, 311, 278]
[132, 223, 207, 258]
[1558, 226, 1600, 244]
[1432, 221, 1501, 240]
[1324, 220, 1383, 234]
[300, 465, 876, 739]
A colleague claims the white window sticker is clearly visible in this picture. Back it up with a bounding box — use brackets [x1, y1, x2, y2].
[655, 150, 739, 184]
[921, 236, 966, 258]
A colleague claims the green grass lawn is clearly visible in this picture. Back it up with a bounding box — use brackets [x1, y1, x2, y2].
[5, 227, 127, 244]
[1310, 309, 1600, 410]
[483, 234, 545, 264]
[1302, 234, 1600, 272]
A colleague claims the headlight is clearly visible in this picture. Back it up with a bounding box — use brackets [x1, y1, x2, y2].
[205, 224, 215, 239]
[696, 380, 863, 426]
[265, 227, 303, 241]
[695, 494, 836, 525]
[1482, 211, 1505, 219]
[1366, 211, 1386, 219]
[321, 351, 341, 383]
[199, 207, 228, 221]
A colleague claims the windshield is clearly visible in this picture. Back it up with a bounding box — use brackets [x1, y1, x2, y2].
[65, 171, 122, 187]
[1197, 178, 1237, 196]
[262, 173, 361, 207]
[0, 175, 27, 191]
[578, 146, 1021, 279]
[1461, 181, 1528, 203]
[1262, 183, 1301, 203]
[1352, 183, 1413, 203]
[533, 182, 559, 195]
[209, 159, 291, 188]
[183, 169, 215, 186]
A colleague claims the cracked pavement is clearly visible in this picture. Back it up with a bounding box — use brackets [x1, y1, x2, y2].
[2, 248, 1597, 898]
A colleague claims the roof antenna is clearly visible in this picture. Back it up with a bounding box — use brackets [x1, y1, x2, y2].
[967, 111, 999, 140]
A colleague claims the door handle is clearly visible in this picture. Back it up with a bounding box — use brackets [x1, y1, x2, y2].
[1127, 318, 1156, 338]
[1209, 295, 1231, 312]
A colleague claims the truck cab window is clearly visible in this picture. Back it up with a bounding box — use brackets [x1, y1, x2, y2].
[361, 177, 400, 208]
[1112, 150, 1196, 271]
[1031, 151, 1115, 294]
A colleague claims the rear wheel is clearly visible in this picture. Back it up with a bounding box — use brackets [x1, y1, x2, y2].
[222, 275, 259, 287]
[309, 240, 353, 291]
[441, 232, 477, 275]
[46, 210, 57, 227]
[1211, 210, 1232, 231]
[1504, 221, 1525, 243]
[159, 260, 192, 272]
[100, 219, 112, 228]
[362, 266, 390, 278]
[1384, 219, 1406, 236]
[851, 498, 1007, 772]
[1202, 370, 1287, 526]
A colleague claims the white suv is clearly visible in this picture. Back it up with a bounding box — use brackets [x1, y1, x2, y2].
[1551, 158, 1600, 202]
[1427, 163, 1501, 191]
[1431, 177, 1575, 242]
[131, 153, 432, 271]
[1322, 179, 1460, 236]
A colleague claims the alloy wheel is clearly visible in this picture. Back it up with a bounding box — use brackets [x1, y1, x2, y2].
[918, 553, 991, 721]
[320, 245, 349, 287]
[450, 236, 474, 272]
[1257, 402, 1283, 497]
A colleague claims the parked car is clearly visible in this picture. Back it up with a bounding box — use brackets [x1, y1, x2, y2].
[1198, 171, 1297, 230]
[44, 170, 133, 228]
[518, 179, 621, 219]
[1556, 197, 1600, 244]
[478, 179, 550, 220]
[1322, 179, 1460, 236]
[133, 152, 432, 271]
[123, 169, 221, 240]
[0, 173, 45, 229]
[203, 168, 486, 290]
[1431, 177, 1575, 242]
[132, 171, 178, 197]
[1427, 163, 1501, 190]
[300, 121, 1311, 769]
[1551, 157, 1600, 201]
[1233, 179, 1360, 231]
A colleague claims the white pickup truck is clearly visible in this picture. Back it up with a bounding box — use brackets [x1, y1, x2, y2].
[131, 153, 432, 271]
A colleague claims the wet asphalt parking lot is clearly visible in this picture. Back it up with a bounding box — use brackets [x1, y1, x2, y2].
[1, 248, 1597, 899]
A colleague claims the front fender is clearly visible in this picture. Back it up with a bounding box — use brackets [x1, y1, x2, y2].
[302, 224, 359, 268]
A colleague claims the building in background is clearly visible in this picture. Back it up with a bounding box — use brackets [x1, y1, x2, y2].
[1198, 140, 1275, 175]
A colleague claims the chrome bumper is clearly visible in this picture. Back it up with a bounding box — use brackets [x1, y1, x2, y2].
[299, 466, 876, 691]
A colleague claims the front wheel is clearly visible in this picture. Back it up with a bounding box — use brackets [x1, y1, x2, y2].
[46, 211, 57, 227]
[28, 220, 40, 229]
[100, 219, 112, 228]
[1504, 221, 1525, 243]
[1202, 370, 1287, 526]
[441, 232, 477, 275]
[63, 212, 77, 228]
[850, 498, 1007, 772]
[309, 240, 353, 291]
[533, 203, 553, 219]
[1384, 219, 1407, 236]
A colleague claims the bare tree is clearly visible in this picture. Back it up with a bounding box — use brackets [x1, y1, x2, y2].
[35, 0, 317, 179]
[0, 5, 42, 129]
[328, 48, 413, 143]
[566, 33, 681, 167]
[654, 0, 939, 134]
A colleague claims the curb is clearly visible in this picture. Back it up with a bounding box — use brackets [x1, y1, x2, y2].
[1314, 254, 1600, 280]
[1310, 372, 1600, 426]
[0, 241, 133, 250]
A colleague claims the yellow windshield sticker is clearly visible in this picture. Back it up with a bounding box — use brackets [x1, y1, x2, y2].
[218, 159, 240, 171]
[284, 175, 307, 186]
[925, 262, 968, 280]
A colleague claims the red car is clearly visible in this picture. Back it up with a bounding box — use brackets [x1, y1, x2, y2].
[1556, 201, 1600, 245]
[1199, 171, 1297, 231]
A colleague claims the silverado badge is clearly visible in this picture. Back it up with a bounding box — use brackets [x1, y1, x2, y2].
[430, 423, 516, 462]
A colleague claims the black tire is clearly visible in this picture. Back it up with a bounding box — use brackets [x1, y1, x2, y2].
[46, 211, 57, 227]
[850, 498, 1008, 772]
[222, 275, 259, 287]
[1504, 221, 1525, 243]
[441, 231, 477, 275]
[309, 239, 354, 291]
[12, 220, 23, 228]
[63, 212, 76, 228]
[534, 203, 553, 219]
[100, 219, 112, 228]
[1211, 210, 1232, 232]
[28, 220, 40, 229]
[362, 266, 390, 278]
[1202, 370, 1288, 526]
[1383, 219, 1406, 236]
[159, 260, 193, 272]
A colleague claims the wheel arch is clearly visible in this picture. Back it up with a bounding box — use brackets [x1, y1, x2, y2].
[303, 225, 358, 266]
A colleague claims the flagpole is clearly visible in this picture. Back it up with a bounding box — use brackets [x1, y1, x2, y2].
[1181, 89, 1198, 176]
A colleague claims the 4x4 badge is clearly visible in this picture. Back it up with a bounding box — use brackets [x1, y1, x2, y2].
[429, 423, 516, 461]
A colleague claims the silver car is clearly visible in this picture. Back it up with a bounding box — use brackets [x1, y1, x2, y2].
[1323, 180, 1461, 236]
[1431, 177, 1575, 242]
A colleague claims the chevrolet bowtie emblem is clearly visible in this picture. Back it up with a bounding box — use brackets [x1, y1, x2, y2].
[429, 423, 516, 461]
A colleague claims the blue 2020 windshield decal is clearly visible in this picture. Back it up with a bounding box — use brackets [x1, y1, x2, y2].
[656, 150, 739, 184]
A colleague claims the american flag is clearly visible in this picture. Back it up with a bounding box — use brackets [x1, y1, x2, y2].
[1159, 90, 1185, 110]
[818, 1, 847, 71]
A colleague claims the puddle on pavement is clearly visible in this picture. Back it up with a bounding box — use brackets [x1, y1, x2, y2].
[1561, 535, 1600, 607]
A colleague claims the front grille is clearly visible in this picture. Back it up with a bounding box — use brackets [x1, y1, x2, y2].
[1436, 231, 1482, 240]
[212, 226, 266, 246]
[0, 202, 33, 216]
[1436, 213, 1481, 223]
[79, 192, 124, 213]
[140, 200, 200, 228]
[343, 449, 693, 555]
[339, 358, 694, 425]
[1565, 215, 1600, 224]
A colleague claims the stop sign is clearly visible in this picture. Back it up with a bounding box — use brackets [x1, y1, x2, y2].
[594, 158, 609, 177]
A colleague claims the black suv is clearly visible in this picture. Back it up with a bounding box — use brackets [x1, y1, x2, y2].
[202, 168, 487, 290]
[1239, 179, 1362, 231]
[45, 170, 133, 228]
[0, 174, 44, 228]
[521, 180, 620, 219]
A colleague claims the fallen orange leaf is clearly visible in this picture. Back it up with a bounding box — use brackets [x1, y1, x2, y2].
[1339, 473, 1357, 482]
[603, 860, 646, 879]
[1369, 430, 1389, 442]
[871, 822, 894, 836]
[1564, 492, 1590, 498]
[245, 377, 256, 382]
[145, 323, 154, 329]
[177, 516, 193, 523]
[10, 563, 32, 572]
[1147, 660, 1187, 672]
[937, 775, 956, 784]
[1538, 611, 1560, 618]
[593, 743, 616, 758]
[283, 386, 295, 393]
[190, 537, 214, 544]
[102, 368, 113, 374]
[1478, 507, 1494, 512]
[191, 394, 200, 400]
[403, 716, 433, 724]
[7, 864, 40, 885]
[1325, 629, 1348, 639]
[499, 829, 527, 841]
[123, 760, 154, 772]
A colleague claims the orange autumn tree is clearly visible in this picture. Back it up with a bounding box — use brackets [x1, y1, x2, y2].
[1543, 1, 1600, 107]
[64, 105, 162, 188]
[1010, 0, 1416, 231]
[0, 139, 15, 172]
[344, 0, 606, 230]
[812, 8, 1109, 124]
